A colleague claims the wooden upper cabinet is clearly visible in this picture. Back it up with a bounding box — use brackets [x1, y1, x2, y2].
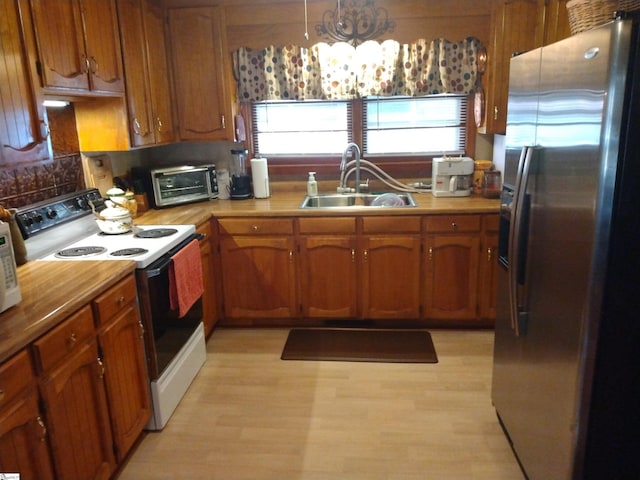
[481, 0, 544, 134]
[543, 0, 572, 45]
[30, 0, 124, 95]
[0, 0, 52, 167]
[117, 0, 174, 147]
[168, 6, 234, 141]
[144, 1, 175, 144]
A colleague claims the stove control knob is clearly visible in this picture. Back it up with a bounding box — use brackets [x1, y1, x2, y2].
[46, 208, 57, 219]
[76, 198, 87, 209]
[35, 213, 44, 223]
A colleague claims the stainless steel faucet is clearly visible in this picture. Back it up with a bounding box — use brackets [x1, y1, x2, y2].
[339, 142, 362, 193]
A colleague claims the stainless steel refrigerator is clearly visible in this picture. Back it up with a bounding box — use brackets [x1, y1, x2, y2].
[492, 13, 640, 480]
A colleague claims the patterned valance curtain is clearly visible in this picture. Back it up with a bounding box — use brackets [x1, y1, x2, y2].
[233, 37, 483, 102]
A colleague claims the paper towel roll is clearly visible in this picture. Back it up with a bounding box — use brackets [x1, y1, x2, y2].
[251, 158, 270, 198]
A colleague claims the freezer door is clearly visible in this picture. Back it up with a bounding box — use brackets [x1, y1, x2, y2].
[493, 19, 629, 480]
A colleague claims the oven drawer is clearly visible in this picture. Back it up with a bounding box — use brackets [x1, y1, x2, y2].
[32, 305, 95, 373]
[93, 275, 137, 326]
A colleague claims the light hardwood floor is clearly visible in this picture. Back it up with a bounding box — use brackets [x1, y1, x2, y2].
[117, 328, 524, 480]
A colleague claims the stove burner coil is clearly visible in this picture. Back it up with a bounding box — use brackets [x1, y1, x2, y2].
[110, 248, 149, 257]
[135, 228, 178, 238]
[56, 246, 107, 258]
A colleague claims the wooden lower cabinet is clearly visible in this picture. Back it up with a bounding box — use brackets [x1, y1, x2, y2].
[0, 350, 54, 480]
[36, 328, 116, 480]
[423, 215, 482, 322]
[361, 217, 422, 319]
[479, 215, 499, 320]
[219, 218, 297, 319]
[298, 217, 358, 318]
[198, 220, 219, 336]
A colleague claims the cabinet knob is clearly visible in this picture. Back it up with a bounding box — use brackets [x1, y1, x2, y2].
[451, 222, 458, 230]
[81, 54, 89, 74]
[487, 247, 493, 262]
[351, 248, 356, 263]
[251, 225, 259, 232]
[67, 332, 77, 346]
[428, 246, 433, 260]
[97, 357, 105, 379]
[118, 295, 126, 305]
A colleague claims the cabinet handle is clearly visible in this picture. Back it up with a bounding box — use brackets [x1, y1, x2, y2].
[156, 117, 163, 132]
[67, 332, 77, 346]
[138, 320, 145, 338]
[81, 54, 89, 73]
[89, 56, 98, 74]
[39, 120, 50, 140]
[493, 106, 498, 121]
[221, 115, 226, 129]
[487, 247, 493, 262]
[36, 416, 47, 442]
[289, 250, 293, 262]
[363, 249, 368, 262]
[351, 248, 355, 263]
[97, 357, 105, 379]
[428, 246, 433, 260]
[118, 295, 126, 306]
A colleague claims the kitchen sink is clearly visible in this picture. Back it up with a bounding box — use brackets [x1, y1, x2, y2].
[300, 192, 416, 209]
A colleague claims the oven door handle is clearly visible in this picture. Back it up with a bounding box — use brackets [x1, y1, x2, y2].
[144, 233, 204, 279]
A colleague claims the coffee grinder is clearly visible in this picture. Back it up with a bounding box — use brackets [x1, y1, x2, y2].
[229, 149, 252, 199]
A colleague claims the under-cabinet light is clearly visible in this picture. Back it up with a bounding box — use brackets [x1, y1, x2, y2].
[43, 100, 70, 108]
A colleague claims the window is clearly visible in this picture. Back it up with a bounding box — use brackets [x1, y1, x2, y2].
[363, 95, 467, 156]
[251, 95, 468, 158]
[252, 101, 352, 156]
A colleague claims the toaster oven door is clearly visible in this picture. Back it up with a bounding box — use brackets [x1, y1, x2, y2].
[153, 168, 213, 206]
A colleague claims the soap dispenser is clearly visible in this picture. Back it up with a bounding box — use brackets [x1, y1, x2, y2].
[307, 172, 318, 196]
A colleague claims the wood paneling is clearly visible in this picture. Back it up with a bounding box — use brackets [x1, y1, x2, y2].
[217, 0, 492, 51]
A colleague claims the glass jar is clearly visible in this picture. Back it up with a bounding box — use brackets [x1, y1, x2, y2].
[482, 169, 502, 198]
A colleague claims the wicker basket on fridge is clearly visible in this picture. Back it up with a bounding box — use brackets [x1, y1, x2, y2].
[566, 0, 640, 35]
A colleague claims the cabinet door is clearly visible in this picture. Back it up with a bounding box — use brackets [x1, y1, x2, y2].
[39, 340, 115, 480]
[168, 7, 232, 141]
[479, 214, 499, 321]
[0, 388, 54, 480]
[423, 234, 480, 320]
[98, 303, 150, 462]
[0, 0, 52, 167]
[81, 0, 123, 94]
[144, 0, 175, 144]
[198, 221, 218, 336]
[299, 235, 358, 318]
[361, 235, 421, 319]
[117, 0, 154, 146]
[220, 236, 297, 318]
[30, 0, 89, 91]
[483, 0, 542, 134]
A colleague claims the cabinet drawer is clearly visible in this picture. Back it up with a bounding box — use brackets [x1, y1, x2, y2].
[298, 217, 356, 234]
[93, 275, 137, 326]
[361, 216, 421, 233]
[424, 215, 481, 233]
[218, 218, 294, 235]
[483, 214, 500, 232]
[0, 349, 34, 409]
[32, 305, 95, 373]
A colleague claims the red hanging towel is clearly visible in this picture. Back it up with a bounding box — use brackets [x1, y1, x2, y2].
[169, 239, 203, 318]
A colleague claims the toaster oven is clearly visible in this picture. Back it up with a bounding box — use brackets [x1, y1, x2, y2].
[133, 165, 219, 208]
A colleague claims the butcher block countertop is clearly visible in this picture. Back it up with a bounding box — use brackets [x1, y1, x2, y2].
[135, 183, 500, 226]
[0, 260, 135, 363]
[0, 185, 499, 364]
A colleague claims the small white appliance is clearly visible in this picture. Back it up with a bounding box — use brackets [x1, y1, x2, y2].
[0, 221, 21, 313]
[431, 156, 474, 197]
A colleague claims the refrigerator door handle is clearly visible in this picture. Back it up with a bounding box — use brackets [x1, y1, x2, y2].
[509, 146, 534, 336]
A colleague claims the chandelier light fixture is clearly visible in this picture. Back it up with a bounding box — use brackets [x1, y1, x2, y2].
[315, 0, 395, 46]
